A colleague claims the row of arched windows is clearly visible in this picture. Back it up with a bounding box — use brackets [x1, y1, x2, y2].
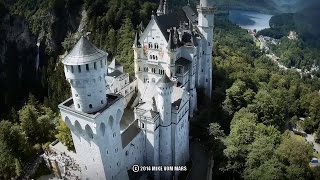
[66, 59, 106, 73]
[149, 55, 158, 60]
[138, 66, 165, 75]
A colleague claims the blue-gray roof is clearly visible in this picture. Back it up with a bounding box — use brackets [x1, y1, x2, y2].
[63, 37, 108, 65]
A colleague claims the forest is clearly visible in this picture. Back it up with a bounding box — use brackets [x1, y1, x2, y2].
[1, 0, 320, 179]
[193, 15, 320, 179]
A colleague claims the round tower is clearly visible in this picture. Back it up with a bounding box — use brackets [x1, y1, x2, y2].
[156, 74, 174, 125]
[197, 0, 214, 99]
[156, 74, 174, 179]
[62, 36, 108, 113]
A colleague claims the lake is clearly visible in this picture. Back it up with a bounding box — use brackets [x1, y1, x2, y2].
[228, 10, 273, 31]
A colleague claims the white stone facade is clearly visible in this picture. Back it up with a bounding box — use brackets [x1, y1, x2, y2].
[58, 1, 214, 180]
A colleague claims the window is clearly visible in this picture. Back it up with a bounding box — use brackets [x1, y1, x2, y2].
[94, 62, 97, 70]
[66, 66, 69, 72]
[203, 51, 205, 54]
[177, 66, 183, 74]
[100, 60, 103, 68]
[208, 42, 211, 46]
[71, 66, 74, 73]
[153, 55, 155, 59]
[75, 94, 79, 97]
[155, 56, 158, 60]
[78, 65, 81, 73]
[89, 104, 93, 109]
[86, 64, 89, 71]
[77, 104, 80, 108]
[88, 94, 91, 97]
[101, 100, 104, 104]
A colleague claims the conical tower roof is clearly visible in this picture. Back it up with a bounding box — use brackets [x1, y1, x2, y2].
[157, 74, 174, 87]
[167, 28, 176, 51]
[63, 37, 108, 65]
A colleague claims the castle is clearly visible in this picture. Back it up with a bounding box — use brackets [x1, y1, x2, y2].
[56, 0, 214, 179]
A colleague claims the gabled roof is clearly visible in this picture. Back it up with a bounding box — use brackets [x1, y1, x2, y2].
[63, 37, 108, 65]
[155, 9, 189, 41]
[182, 6, 198, 24]
[108, 69, 123, 78]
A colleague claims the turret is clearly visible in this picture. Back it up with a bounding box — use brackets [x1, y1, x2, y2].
[167, 28, 176, 51]
[197, 0, 214, 29]
[133, 30, 142, 78]
[156, 74, 174, 125]
[62, 36, 108, 113]
[156, 74, 174, 179]
[157, 0, 164, 16]
[197, 0, 214, 99]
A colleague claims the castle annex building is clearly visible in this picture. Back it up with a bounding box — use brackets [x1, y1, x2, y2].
[54, 0, 214, 179]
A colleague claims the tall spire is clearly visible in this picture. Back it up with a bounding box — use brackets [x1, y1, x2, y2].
[167, 28, 175, 51]
[157, 0, 164, 16]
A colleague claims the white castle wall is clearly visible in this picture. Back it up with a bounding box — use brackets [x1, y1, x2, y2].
[60, 97, 129, 180]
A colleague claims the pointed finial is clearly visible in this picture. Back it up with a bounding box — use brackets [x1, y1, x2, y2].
[151, 11, 155, 19]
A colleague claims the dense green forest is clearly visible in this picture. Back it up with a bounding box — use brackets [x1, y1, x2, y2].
[192, 15, 320, 179]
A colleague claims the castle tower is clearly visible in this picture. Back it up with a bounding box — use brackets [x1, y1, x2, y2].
[156, 74, 174, 179]
[133, 31, 142, 78]
[197, 0, 214, 99]
[63, 36, 108, 113]
[60, 37, 129, 180]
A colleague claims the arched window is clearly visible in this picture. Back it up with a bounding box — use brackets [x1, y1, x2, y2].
[109, 116, 114, 129]
[75, 120, 82, 133]
[86, 64, 89, 71]
[155, 56, 158, 60]
[78, 65, 81, 73]
[100, 123, 106, 136]
[94, 62, 97, 70]
[85, 125, 94, 139]
[89, 104, 93, 109]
